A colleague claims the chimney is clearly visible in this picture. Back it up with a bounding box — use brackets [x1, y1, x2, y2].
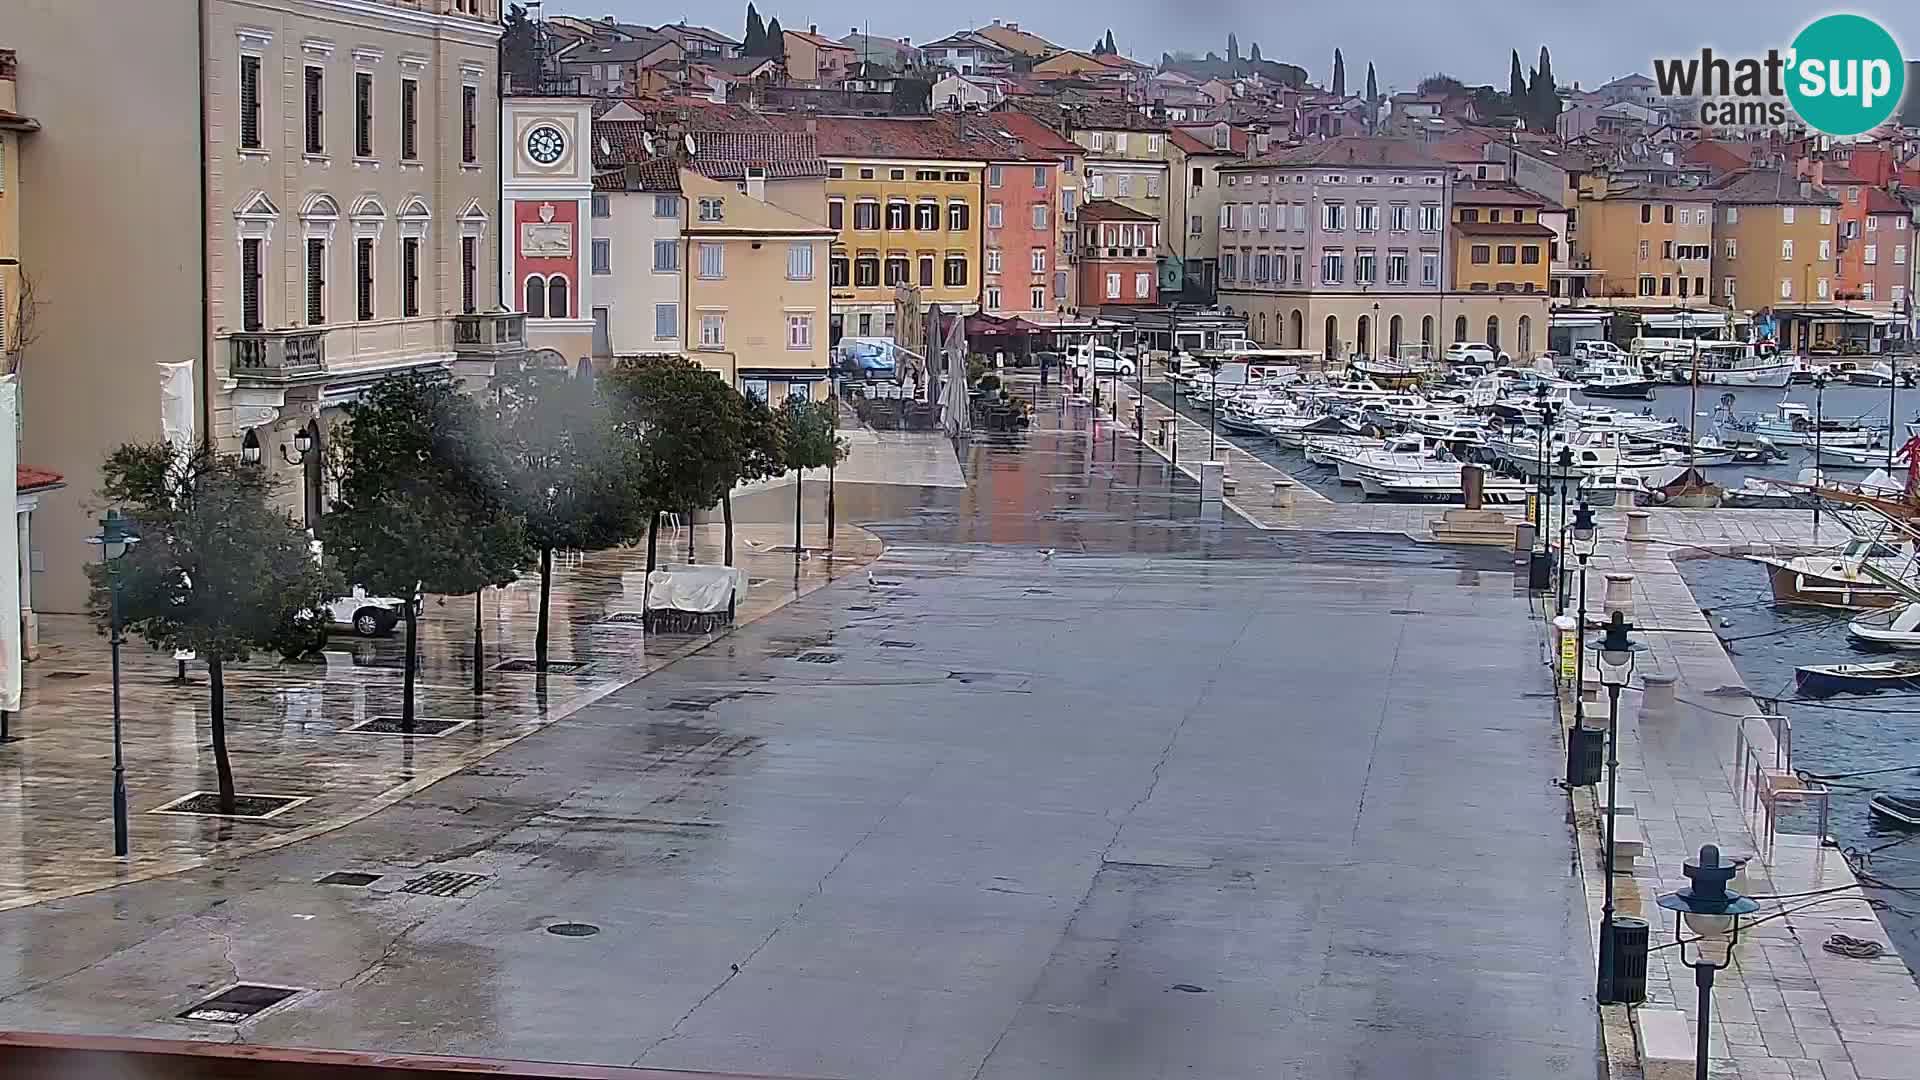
[1800, 178, 1813, 199]
[901, 36, 910, 45]
[992, 18, 1002, 26]
[1008, 22, 1019, 30]
[746, 167, 767, 201]
[808, 23, 817, 34]
[625, 162, 643, 188]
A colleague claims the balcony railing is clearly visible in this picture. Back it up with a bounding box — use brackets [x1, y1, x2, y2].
[453, 310, 526, 352]
[230, 329, 326, 380]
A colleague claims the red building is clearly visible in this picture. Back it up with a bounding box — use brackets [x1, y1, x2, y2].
[1075, 199, 1158, 311]
[982, 152, 1064, 320]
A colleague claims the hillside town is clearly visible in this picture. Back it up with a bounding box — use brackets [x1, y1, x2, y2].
[7, 3, 1920, 1079]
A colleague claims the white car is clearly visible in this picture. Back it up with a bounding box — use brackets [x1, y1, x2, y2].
[1444, 342, 1502, 365]
[1084, 347, 1138, 378]
[324, 586, 414, 637]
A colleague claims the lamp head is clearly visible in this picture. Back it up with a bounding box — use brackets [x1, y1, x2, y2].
[1572, 501, 1597, 554]
[1657, 844, 1759, 967]
[88, 507, 141, 561]
[293, 424, 315, 456]
[240, 427, 262, 465]
[1596, 609, 1637, 686]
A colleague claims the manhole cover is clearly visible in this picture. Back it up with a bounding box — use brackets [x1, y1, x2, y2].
[178, 984, 302, 1023]
[546, 922, 601, 937]
[148, 792, 309, 820]
[491, 658, 586, 674]
[878, 640, 919, 649]
[343, 716, 472, 738]
[317, 871, 381, 887]
[399, 871, 490, 898]
[794, 651, 840, 664]
[42, 670, 90, 681]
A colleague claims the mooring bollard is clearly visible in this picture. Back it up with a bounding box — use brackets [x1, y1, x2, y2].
[1614, 488, 1636, 510]
[1625, 510, 1652, 542]
[1157, 417, 1173, 446]
[1272, 478, 1295, 509]
[1641, 671, 1677, 715]
[1604, 572, 1635, 619]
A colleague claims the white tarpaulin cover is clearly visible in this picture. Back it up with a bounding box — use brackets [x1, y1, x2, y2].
[647, 565, 747, 613]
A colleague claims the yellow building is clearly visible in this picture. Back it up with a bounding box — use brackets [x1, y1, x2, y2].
[806, 116, 990, 339]
[1573, 178, 1715, 303]
[1445, 184, 1553, 358]
[1705, 168, 1841, 342]
[680, 169, 835, 402]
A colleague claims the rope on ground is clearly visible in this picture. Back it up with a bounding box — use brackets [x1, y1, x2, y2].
[1799, 761, 1920, 780]
[1823, 934, 1886, 959]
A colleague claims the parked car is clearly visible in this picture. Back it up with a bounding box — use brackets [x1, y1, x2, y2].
[1075, 345, 1137, 378]
[1573, 340, 1629, 362]
[325, 586, 415, 637]
[1444, 342, 1502, 366]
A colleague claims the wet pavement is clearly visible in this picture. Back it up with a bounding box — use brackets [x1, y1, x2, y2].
[0, 394, 1596, 1078]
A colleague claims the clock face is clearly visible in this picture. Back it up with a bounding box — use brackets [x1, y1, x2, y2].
[526, 125, 566, 165]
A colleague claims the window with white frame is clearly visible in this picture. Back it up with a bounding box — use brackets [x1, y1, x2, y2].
[1868, 215, 1880, 232]
[699, 312, 725, 348]
[1819, 239, 1832, 259]
[1897, 244, 1908, 264]
[1257, 204, 1269, 231]
[1321, 249, 1344, 284]
[986, 248, 1002, 274]
[1386, 250, 1408, 285]
[1292, 203, 1307, 230]
[1782, 239, 1794, 259]
[1818, 277, 1829, 299]
[787, 242, 814, 280]
[1219, 204, 1233, 230]
[1106, 272, 1120, 299]
[1723, 276, 1736, 298]
[1419, 204, 1441, 231]
[1865, 243, 1877, 265]
[986, 203, 1003, 228]
[1725, 240, 1737, 259]
[1030, 248, 1046, 273]
[1358, 204, 1379, 231]
[1726, 207, 1739, 224]
[1390, 204, 1409, 232]
[654, 194, 678, 218]
[1222, 252, 1236, 281]
[699, 241, 724, 279]
[1031, 285, 1045, 309]
[654, 239, 678, 272]
[1895, 285, 1908, 303]
[1323, 202, 1345, 230]
[787, 312, 812, 349]
[1864, 283, 1876, 300]
[1032, 203, 1049, 229]
[1134, 271, 1150, 296]
[1420, 250, 1438, 285]
[1147, 174, 1161, 198]
[654, 303, 677, 340]
[1355, 249, 1375, 285]
[1782, 206, 1796, 224]
[1780, 277, 1792, 299]
[592, 237, 611, 275]
[698, 197, 724, 222]
[1147, 134, 1162, 153]
[1115, 174, 1132, 197]
[984, 285, 1001, 309]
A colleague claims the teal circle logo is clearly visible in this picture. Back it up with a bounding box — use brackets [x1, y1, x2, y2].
[1786, 14, 1905, 137]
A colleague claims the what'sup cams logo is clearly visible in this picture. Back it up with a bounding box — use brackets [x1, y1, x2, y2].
[1653, 13, 1907, 136]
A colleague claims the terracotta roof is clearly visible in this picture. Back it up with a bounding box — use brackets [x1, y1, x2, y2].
[1704, 167, 1840, 206]
[1076, 198, 1157, 222]
[1167, 128, 1212, 154]
[1058, 101, 1168, 133]
[766, 113, 1047, 162]
[1174, 124, 1248, 154]
[1453, 220, 1558, 238]
[594, 155, 682, 192]
[17, 467, 63, 493]
[696, 56, 779, 78]
[981, 109, 1080, 157]
[1228, 136, 1449, 170]
[1819, 164, 1867, 184]
[688, 129, 828, 179]
[1607, 183, 1715, 202]
[783, 28, 853, 50]
[561, 38, 674, 66]
[1863, 187, 1910, 215]
[972, 23, 1059, 57]
[1454, 182, 1550, 207]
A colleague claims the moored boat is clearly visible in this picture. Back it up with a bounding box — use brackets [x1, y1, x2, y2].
[1869, 793, 1920, 827]
[1794, 659, 1920, 698]
[1848, 604, 1920, 650]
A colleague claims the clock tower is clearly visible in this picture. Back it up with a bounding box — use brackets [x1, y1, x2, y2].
[501, 93, 595, 364]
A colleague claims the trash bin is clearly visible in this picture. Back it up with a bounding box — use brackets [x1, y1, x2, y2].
[1514, 523, 1537, 566]
[1604, 916, 1650, 1004]
[1528, 549, 1554, 591]
[1567, 724, 1605, 787]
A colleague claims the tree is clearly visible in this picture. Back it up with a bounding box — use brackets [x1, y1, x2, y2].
[1227, 33, 1239, 65]
[500, 3, 543, 92]
[1365, 62, 1379, 131]
[1332, 49, 1345, 97]
[324, 372, 525, 728]
[775, 397, 847, 560]
[743, 3, 766, 55]
[1248, 42, 1261, 63]
[891, 75, 932, 115]
[765, 17, 786, 62]
[1418, 73, 1467, 97]
[1508, 50, 1527, 103]
[1533, 45, 1560, 132]
[92, 444, 342, 814]
[1104, 30, 1117, 56]
[493, 361, 643, 673]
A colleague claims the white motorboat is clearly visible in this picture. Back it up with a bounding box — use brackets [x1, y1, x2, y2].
[1726, 402, 1882, 448]
[1578, 364, 1661, 400]
[1217, 390, 1304, 434]
[1303, 433, 1383, 465]
[1356, 467, 1531, 503]
[1722, 477, 1805, 509]
[1848, 363, 1897, 388]
[1813, 443, 1914, 471]
[1332, 434, 1461, 484]
[1671, 341, 1794, 388]
[1848, 604, 1920, 650]
[1264, 413, 1358, 448]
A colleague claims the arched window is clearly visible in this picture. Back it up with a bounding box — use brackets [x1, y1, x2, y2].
[1518, 315, 1533, 357]
[1486, 315, 1501, 351]
[547, 275, 569, 319]
[1258, 312, 1267, 342]
[524, 275, 547, 318]
[1454, 315, 1467, 344]
[1289, 310, 1303, 349]
[1355, 314, 1371, 357]
[1388, 314, 1403, 357]
[1324, 315, 1340, 361]
[1421, 315, 1435, 354]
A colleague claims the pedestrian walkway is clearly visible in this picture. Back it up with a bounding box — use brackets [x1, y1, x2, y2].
[0, 522, 881, 912]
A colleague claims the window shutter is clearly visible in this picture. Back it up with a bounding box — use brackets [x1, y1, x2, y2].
[356, 238, 374, 319]
[240, 56, 262, 149]
[401, 79, 418, 159]
[461, 236, 477, 313]
[306, 239, 326, 324]
[402, 237, 420, 316]
[305, 67, 324, 154]
[462, 86, 478, 163]
[355, 73, 373, 157]
[241, 239, 264, 331]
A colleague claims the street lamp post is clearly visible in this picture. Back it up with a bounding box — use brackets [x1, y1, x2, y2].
[1657, 846, 1761, 1080]
[1594, 609, 1640, 1004]
[1572, 501, 1597, 725]
[1555, 445, 1574, 615]
[87, 508, 141, 858]
[1208, 359, 1220, 461]
[1812, 372, 1828, 536]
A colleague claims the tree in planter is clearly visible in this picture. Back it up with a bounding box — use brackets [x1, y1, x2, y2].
[89, 444, 342, 815]
[776, 397, 848, 560]
[494, 360, 644, 673]
[323, 372, 525, 727]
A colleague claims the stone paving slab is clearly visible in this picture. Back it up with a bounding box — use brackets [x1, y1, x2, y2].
[0, 523, 881, 912]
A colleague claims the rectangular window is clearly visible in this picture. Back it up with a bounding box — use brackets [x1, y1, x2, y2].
[890, 201, 912, 230]
[1115, 174, 1132, 197]
[1321, 250, 1344, 284]
[355, 72, 373, 158]
[1254, 253, 1270, 282]
[1725, 240, 1738, 259]
[461, 235, 477, 314]
[1105, 272, 1120, 299]
[985, 248, 1002, 274]
[304, 66, 325, 154]
[1355, 249, 1375, 285]
[1135, 271, 1150, 296]
[591, 237, 611, 275]
[854, 256, 879, 287]
[1035, 166, 1048, 188]
[1865, 243, 1879, 265]
[1521, 245, 1540, 264]
[914, 202, 938, 230]
[1662, 240, 1673, 259]
[1895, 285, 1908, 303]
[1032, 203, 1049, 229]
[699, 242, 724, 279]
[1641, 204, 1652, 224]
[1726, 207, 1739, 224]
[1497, 245, 1517, 264]
[1639, 239, 1650, 259]
[1897, 245, 1908, 265]
[1471, 245, 1491, 265]
[306, 238, 327, 325]
[401, 237, 420, 317]
[1819, 239, 1832, 260]
[919, 255, 934, 287]
[356, 237, 374, 319]
[883, 255, 908, 285]
[1054, 269, 1068, 298]
[944, 256, 968, 287]
[1390, 204, 1409, 232]
[985, 286, 1002, 309]
[1724, 276, 1737, 298]
[654, 194, 678, 218]
[1639, 275, 1656, 296]
[1419, 204, 1441, 231]
[853, 201, 878, 230]
[949, 202, 969, 231]
[239, 238, 264, 331]
[698, 198, 724, 223]
[787, 313, 812, 350]
[987, 165, 1002, 188]
[1663, 204, 1674, 224]
[1323, 203, 1345, 230]
[462, 85, 478, 163]
[240, 55, 262, 150]
[1257, 204, 1269, 231]
[829, 257, 849, 287]
[653, 240, 678, 272]
[1420, 251, 1438, 285]
[1030, 248, 1046, 273]
[1864, 283, 1876, 300]
[1190, 215, 1202, 236]
[1222, 252, 1237, 281]
[1031, 286, 1045, 310]
[1386, 250, 1408, 285]
[1868, 215, 1880, 232]
[655, 303, 677, 339]
[985, 203, 1003, 229]
[827, 199, 845, 229]
[1459, 209, 1480, 223]
[1781, 278, 1792, 299]
[785, 243, 815, 281]
[1782, 239, 1795, 259]
[400, 78, 418, 160]
[1147, 174, 1161, 198]
[1782, 206, 1796, 224]
[699, 313, 724, 348]
[1358, 204, 1379, 231]
[591, 194, 610, 218]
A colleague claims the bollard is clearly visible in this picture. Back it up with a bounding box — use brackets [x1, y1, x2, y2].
[1604, 572, 1635, 619]
[1625, 510, 1651, 542]
[1461, 463, 1485, 510]
[1156, 417, 1173, 446]
[1641, 671, 1677, 715]
[1553, 615, 1577, 684]
[1514, 522, 1537, 565]
[1272, 478, 1296, 509]
[1614, 487, 1636, 510]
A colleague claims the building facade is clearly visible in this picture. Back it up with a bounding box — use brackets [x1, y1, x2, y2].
[981, 157, 1062, 320]
[1447, 185, 1553, 358]
[502, 92, 596, 364]
[1216, 138, 1452, 359]
[1076, 200, 1159, 310]
[1572, 181, 1714, 304]
[590, 161, 683, 359]
[1705, 169, 1840, 322]
[988, 110, 1082, 319]
[1073, 121, 1170, 237]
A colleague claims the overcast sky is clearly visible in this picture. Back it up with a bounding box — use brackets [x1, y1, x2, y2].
[558, 1, 1918, 95]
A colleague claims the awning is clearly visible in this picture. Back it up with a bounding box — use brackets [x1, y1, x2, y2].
[1641, 311, 1729, 330]
[964, 312, 1044, 335]
[1549, 312, 1610, 328]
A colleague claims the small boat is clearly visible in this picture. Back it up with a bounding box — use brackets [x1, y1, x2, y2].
[1749, 540, 1908, 610]
[1726, 402, 1882, 448]
[1848, 604, 1920, 650]
[1869, 793, 1920, 827]
[1579, 364, 1662, 400]
[1795, 659, 1920, 698]
[1848, 364, 1897, 388]
[1723, 477, 1806, 509]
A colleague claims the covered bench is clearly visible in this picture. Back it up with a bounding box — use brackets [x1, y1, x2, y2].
[644, 564, 748, 634]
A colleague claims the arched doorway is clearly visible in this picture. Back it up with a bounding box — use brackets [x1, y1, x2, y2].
[1289, 310, 1304, 348]
[1388, 314, 1403, 358]
[1486, 315, 1501, 352]
[1518, 315, 1533, 357]
[1356, 314, 1371, 358]
[1324, 315, 1340, 362]
[1454, 315, 1468, 344]
[1421, 315, 1435, 356]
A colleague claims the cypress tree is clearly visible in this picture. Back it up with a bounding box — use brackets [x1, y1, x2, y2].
[1332, 49, 1346, 97]
[743, 3, 765, 56]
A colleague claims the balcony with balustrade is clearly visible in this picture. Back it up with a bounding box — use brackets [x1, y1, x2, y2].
[452, 310, 528, 369]
[229, 329, 327, 383]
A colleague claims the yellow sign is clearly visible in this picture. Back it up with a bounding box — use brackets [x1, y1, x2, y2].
[1527, 493, 1540, 528]
[1560, 630, 1577, 681]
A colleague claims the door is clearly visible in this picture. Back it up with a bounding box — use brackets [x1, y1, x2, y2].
[592, 307, 611, 357]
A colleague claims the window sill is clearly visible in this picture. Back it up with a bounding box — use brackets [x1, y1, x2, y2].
[695, 344, 726, 352]
[303, 153, 331, 165]
[353, 157, 380, 169]
[399, 159, 424, 170]
[238, 148, 270, 160]
[461, 162, 483, 172]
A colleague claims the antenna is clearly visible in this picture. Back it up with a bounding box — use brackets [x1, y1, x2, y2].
[684, 132, 698, 156]
[599, 136, 612, 158]
[642, 131, 656, 155]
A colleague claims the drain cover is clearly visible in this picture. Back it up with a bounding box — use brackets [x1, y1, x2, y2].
[343, 716, 472, 738]
[546, 922, 601, 937]
[399, 871, 490, 898]
[179, 984, 302, 1023]
[42, 670, 90, 681]
[794, 651, 840, 664]
[491, 658, 586, 674]
[316, 871, 381, 887]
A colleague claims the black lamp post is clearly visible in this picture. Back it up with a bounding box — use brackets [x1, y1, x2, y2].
[1555, 445, 1574, 615]
[87, 508, 141, 858]
[280, 418, 322, 531]
[1564, 502, 1604, 787]
[1656, 845, 1760, 1080]
[1594, 609, 1641, 1004]
[1812, 372, 1827, 536]
[1208, 359, 1221, 462]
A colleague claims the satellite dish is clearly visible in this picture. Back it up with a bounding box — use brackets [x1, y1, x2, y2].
[684, 133, 698, 157]
[599, 136, 611, 158]
[642, 131, 655, 155]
